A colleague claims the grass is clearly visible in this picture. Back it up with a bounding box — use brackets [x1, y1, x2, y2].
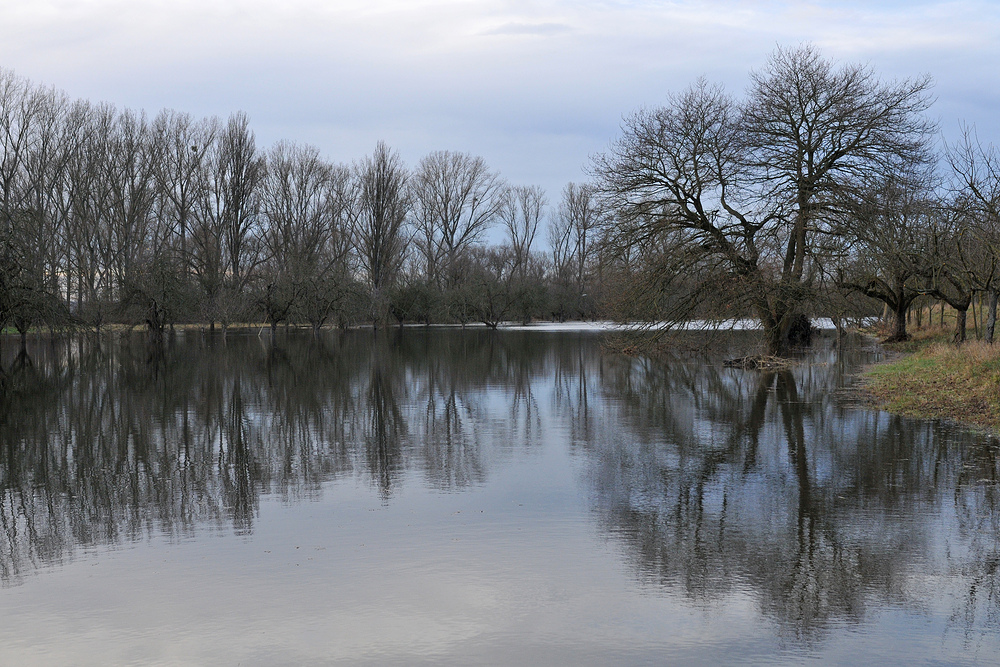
[863, 325, 1000, 432]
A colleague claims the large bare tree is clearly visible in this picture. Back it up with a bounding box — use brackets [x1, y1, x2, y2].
[836, 163, 939, 342]
[596, 45, 935, 355]
[193, 112, 264, 328]
[152, 110, 217, 266]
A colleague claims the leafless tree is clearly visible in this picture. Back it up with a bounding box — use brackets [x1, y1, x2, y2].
[836, 163, 939, 341]
[947, 126, 1000, 342]
[0, 70, 45, 332]
[353, 142, 410, 326]
[411, 150, 503, 287]
[560, 183, 603, 312]
[499, 184, 546, 277]
[62, 103, 118, 331]
[193, 112, 264, 329]
[596, 46, 936, 355]
[152, 110, 218, 267]
[259, 141, 354, 336]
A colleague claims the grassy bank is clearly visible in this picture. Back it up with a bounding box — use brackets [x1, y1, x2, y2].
[863, 326, 1000, 432]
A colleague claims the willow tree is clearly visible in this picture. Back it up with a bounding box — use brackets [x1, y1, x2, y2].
[596, 45, 935, 355]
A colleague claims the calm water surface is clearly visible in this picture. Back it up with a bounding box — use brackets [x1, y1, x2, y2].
[0, 329, 998, 665]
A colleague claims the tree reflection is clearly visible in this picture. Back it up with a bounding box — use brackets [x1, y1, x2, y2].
[0, 328, 552, 582]
[2, 328, 998, 650]
[365, 341, 406, 500]
[588, 334, 1000, 641]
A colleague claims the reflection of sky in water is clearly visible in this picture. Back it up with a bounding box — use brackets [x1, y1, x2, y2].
[0, 330, 998, 665]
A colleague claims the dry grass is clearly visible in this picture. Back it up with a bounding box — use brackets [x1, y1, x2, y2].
[864, 338, 1000, 432]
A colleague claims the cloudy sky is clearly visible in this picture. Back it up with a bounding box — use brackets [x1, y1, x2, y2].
[2, 0, 998, 202]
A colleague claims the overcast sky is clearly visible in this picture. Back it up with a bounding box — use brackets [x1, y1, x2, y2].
[2, 0, 998, 205]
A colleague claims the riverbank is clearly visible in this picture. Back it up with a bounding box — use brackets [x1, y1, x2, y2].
[863, 326, 1000, 432]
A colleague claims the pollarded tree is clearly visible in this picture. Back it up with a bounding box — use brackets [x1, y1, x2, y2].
[595, 45, 935, 355]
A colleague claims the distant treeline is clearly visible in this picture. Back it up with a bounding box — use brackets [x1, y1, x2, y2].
[3, 45, 1000, 353]
[0, 70, 602, 341]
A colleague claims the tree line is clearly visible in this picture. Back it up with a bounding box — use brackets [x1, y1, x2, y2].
[4, 46, 1000, 354]
[0, 70, 602, 342]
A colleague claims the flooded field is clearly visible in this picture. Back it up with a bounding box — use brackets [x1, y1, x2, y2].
[0, 329, 997, 665]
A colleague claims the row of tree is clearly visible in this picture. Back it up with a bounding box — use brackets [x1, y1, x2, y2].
[0, 69, 604, 342]
[595, 45, 1000, 353]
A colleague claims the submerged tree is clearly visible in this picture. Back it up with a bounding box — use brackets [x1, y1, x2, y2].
[500, 185, 548, 323]
[353, 142, 411, 327]
[596, 45, 935, 355]
[193, 112, 264, 330]
[411, 150, 504, 289]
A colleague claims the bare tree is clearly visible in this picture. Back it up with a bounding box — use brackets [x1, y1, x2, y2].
[259, 141, 354, 337]
[62, 103, 118, 331]
[498, 185, 548, 323]
[218, 113, 264, 292]
[596, 46, 935, 355]
[9, 84, 74, 339]
[0, 70, 45, 333]
[947, 126, 1000, 342]
[499, 184, 546, 277]
[353, 142, 410, 326]
[152, 110, 217, 268]
[193, 112, 264, 329]
[411, 151, 503, 287]
[836, 163, 938, 341]
[559, 182, 603, 317]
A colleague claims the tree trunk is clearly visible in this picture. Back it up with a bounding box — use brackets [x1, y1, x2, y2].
[889, 298, 909, 342]
[765, 320, 787, 357]
[986, 289, 997, 344]
[954, 308, 967, 344]
[972, 296, 980, 340]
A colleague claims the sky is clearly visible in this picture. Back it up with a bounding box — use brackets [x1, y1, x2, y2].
[2, 0, 999, 208]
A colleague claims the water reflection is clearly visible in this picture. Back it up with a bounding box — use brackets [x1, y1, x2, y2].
[590, 340, 1000, 641]
[0, 330, 999, 649]
[0, 330, 553, 583]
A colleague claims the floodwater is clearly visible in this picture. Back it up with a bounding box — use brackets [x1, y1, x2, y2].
[0, 328, 997, 665]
